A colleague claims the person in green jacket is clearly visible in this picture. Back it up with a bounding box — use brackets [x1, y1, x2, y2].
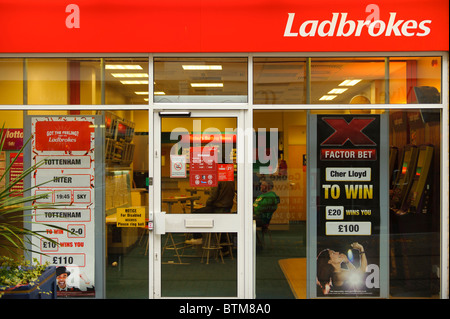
[253, 179, 280, 227]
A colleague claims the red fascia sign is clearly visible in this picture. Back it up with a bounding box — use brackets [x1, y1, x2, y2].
[0, 0, 448, 53]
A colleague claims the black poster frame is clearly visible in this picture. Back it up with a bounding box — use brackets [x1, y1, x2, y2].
[307, 112, 389, 298]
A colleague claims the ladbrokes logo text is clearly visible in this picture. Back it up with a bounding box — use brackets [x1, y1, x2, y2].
[284, 4, 431, 38]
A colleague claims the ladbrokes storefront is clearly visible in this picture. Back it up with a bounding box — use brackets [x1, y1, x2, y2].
[0, 0, 448, 300]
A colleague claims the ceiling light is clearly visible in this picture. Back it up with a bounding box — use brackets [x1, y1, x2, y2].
[328, 88, 348, 94]
[182, 65, 222, 70]
[190, 83, 223, 88]
[112, 73, 149, 78]
[338, 79, 362, 86]
[154, 91, 166, 95]
[319, 95, 337, 101]
[120, 80, 149, 85]
[135, 92, 149, 95]
[105, 65, 143, 70]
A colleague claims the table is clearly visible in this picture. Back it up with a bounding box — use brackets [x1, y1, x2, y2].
[162, 195, 200, 214]
[185, 187, 211, 196]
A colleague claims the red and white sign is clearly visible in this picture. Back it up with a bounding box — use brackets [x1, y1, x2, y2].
[31, 116, 96, 298]
[218, 164, 234, 182]
[0, 0, 447, 53]
[189, 146, 218, 187]
[1, 129, 23, 150]
[9, 153, 23, 196]
[34, 121, 92, 152]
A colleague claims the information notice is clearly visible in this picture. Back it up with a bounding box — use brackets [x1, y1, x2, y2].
[31, 117, 96, 297]
[117, 207, 145, 227]
[189, 146, 218, 187]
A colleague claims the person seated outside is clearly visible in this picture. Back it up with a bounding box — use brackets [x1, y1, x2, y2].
[253, 179, 280, 227]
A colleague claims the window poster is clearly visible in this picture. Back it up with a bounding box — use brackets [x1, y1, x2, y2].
[189, 146, 218, 187]
[30, 117, 96, 297]
[170, 155, 187, 178]
[9, 153, 24, 196]
[218, 163, 234, 182]
[312, 114, 385, 298]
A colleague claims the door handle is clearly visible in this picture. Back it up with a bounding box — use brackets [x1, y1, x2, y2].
[154, 211, 166, 235]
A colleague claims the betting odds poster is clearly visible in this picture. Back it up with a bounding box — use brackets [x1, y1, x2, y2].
[30, 117, 96, 297]
[312, 114, 385, 298]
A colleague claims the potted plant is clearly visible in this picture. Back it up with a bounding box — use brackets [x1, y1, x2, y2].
[0, 125, 69, 299]
[0, 256, 56, 299]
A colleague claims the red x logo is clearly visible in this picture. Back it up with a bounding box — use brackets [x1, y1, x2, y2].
[321, 118, 376, 146]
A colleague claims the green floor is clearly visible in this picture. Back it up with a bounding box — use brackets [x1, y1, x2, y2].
[105, 222, 439, 299]
[105, 222, 307, 299]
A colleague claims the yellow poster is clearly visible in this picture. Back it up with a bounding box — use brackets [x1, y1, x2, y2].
[117, 207, 145, 227]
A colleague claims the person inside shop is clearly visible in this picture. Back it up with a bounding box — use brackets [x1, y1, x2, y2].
[316, 242, 367, 295]
[253, 179, 280, 228]
[196, 180, 236, 214]
[186, 180, 236, 245]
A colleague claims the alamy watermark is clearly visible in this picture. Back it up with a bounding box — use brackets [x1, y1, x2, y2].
[170, 120, 279, 174]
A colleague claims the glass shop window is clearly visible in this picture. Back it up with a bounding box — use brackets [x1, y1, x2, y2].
[0, 58, 24, 105]
[104, 58, 149, 105]
[253, 58, 307, 104]
[26, 58, 102, 105]
[389, 108, 441, 298]
[310, 58, 386, 105]
[153, 57, 248, 103]
[389, 57, 441, 104]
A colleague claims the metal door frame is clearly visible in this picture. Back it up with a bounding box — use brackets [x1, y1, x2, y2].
[149, 109, 254, 299]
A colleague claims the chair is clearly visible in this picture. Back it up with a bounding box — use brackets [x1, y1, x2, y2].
[201, 233, 224, 264]
[219, 233, 234, 259]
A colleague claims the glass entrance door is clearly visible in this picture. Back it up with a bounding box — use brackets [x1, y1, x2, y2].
[151, 110, 248, 298]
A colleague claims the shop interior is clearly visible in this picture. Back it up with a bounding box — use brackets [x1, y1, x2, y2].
[0, 56, 443, 298]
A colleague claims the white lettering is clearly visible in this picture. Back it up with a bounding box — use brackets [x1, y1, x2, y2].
[355, 20, 371, 36]
[402, 20, 418, 36]
[317, 13, 339, 37]
[336, 13, 356, 37]
[417, 20, 432, 36]
[385, 12, 403, 36]
[283, 9, 432, 38]
[299, 20, 318, 37]
[368, 20, 386, 36]
[284, 13, 298, 36]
